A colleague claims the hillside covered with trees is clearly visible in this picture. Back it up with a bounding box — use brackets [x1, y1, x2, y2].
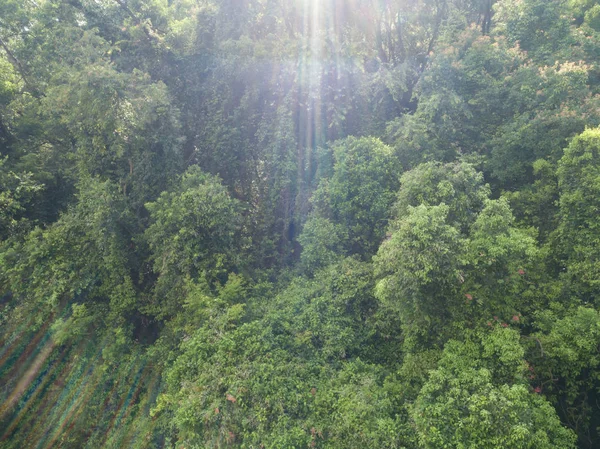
[1, 0, 600, 447]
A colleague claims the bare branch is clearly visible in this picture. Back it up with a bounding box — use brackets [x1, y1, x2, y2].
[0, 36, 41, 96]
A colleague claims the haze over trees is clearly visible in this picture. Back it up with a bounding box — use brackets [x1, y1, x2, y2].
[1, 0, 600, 448]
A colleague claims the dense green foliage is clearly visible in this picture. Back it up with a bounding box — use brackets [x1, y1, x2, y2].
[1, 0, 600, 448]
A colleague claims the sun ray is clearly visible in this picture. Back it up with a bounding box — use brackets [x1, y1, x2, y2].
[0, 345, 72, 442]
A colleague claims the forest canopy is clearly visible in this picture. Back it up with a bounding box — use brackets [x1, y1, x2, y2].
[1, 0, 600, 448]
